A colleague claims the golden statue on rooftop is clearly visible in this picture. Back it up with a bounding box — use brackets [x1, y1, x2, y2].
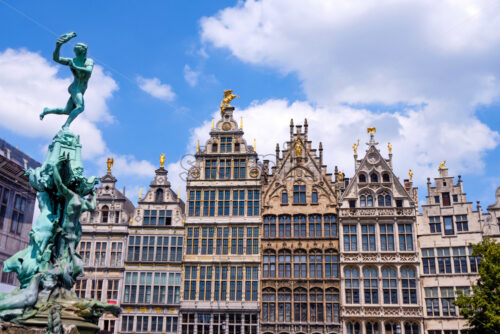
[160, 153, 165, 168]
[353, 139, 360, 154]
[220, 89, 239, 114]
[439, 160, 447, 170]
[367, 127, 376, 136]
[388, 142, 392, 154]
[106, 157, 114, 173]
[409, 169, 413, 181]
[295, 141, 303, 157]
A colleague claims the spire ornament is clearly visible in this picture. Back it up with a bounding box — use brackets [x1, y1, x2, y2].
[409, 169, 413, 181]
[220, 89, 239, 114]
[388, 142, 392, 154]
[439, 160, 447, 170]
[367, 127, 376, 136]
[106, 157, 114, 173]
[160, 153, 165, 168]
[353, 139, 360, 154]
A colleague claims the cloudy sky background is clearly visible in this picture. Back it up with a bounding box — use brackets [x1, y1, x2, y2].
[0, 0, 499, 208]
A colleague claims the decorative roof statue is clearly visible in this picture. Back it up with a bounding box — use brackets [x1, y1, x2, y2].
[40, 32, 94, 130]
[352, 139, 360, 154]
[107, 157, 114, 173]
[367, 127, 376, 136]
[409, 169, 414, 181]
[160, 153, 165, 168]
[388, 142, 392, 154]
[338, 171, 343, 182]
[0, 32, 118, 331]
[220, 89, 239, 114]
[295, 140, 303, 157]
[439, 160, 447, 170]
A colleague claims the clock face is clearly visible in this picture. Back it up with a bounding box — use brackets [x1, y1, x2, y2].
[222, 122, 232, 131]
[249, 168, 260, 178]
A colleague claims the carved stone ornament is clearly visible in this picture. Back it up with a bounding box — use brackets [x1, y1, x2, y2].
[156, 176, 164, 184]
[367, 153, 379, 164]
[189, 167, 200, 179]
[222, 122, 232, 131]
[249, 168, 259, 178]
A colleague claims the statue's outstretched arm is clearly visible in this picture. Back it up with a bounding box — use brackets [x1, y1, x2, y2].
[70, 58, 94, 73]
[52, 42, 71, 66]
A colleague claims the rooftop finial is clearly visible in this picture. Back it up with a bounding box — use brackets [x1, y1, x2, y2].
[409, 169, 413, 181]
[367, 127, 376, 136]
[106, 157, 114, 173]
[388, 142, 392, 154]
[211, 118, 214, 130]
[220, 89, 239, 115]
[196, 140, 200, 153]
[439, 160, 447, 170]
[160, 153, 165, 168]
[253, 139, 256, 152]
[240, 117, 243, 129]
[353, 139, 360, 154]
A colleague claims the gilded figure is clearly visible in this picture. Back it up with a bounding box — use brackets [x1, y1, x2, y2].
[220, 89, 239, 114]
[106, 157, 114, 173]
[295, 140, 303, 157]
[439, 160, 447, 170]
[160, 153, 165, 168]
[353, 139, 360, 154]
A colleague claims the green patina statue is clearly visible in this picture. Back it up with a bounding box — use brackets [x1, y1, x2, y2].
[40, 32, 94, 130]
[0, 33, 119, 333]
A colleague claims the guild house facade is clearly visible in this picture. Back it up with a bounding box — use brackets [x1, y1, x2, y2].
[179, 105, 262, 334]
[260, 119, 341, 334]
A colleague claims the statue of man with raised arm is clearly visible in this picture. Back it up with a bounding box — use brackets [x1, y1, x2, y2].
[40, 32, 94, 130]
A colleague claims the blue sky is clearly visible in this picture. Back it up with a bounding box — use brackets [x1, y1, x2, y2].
[0, 0, 499, 209]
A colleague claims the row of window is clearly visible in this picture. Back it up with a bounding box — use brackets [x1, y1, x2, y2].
[121, 315, 178, 333]
[263, 249, 338, 279]
[280, 184, 319, 204]
[205, 158, 247, 179]
[142, 209, 173, 225]
[346, 321, 419, 334]
[206, 136, 243, 154]
[428, 215, 469, 235]
[434, 192, 459, 206]
[188, 189, 260, 216]
[358, 172, 391, 183]
[183, 265, 259, 302]
[181, 313, 258, 334]
[127, 235, 183, 262]
[263, 214, 337, 238]
[79, 241, 124, 267]
[186, 226, 259, 255]
[357, 193, 402, 208]
[344, 266, 418, 305]
[261, 287, 339, 324]
[95, 205, 121, 224]
[425, 286, 470, 317]
[343, 223, 414, 251]
[123, 272, 181, 304]
[75, 278, 120, 302]
[421, 247, 479, 275]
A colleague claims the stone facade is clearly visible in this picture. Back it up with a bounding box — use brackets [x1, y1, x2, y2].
[339, 133, 423, 334]
[260, 119, 340, 334]
[78, 169, 135, 332]
[180, 106, 262, 334]
[0, 138, 40, 290]
[121, 166, 185, 334]
[416, 167, 500, 334]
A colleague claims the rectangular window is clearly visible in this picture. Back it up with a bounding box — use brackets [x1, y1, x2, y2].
[155, 237, 169, 261]
[453, 194, 458, 202]
[90, 279, 103, 300]
[398, 223, 414, 251]
[122, 316, 134, 332]
[263, 215, 276, 238]
[153, 272, 167, 304]
[114, 211, 120, 224]
[188, 191, 201, 216]
[10, 194, 26, 234]
[429, 216, 441, 233]
[141, 236, 155, 261]
[220, 136, 232, 152]
[247, 190, 260, 216]
[437, 248, 452, 273]
[434, 196, 440, 204]
[214, 266, 228, 301]
[312, 191, 318, 203]
[282, 192, 288, 204]
[95, 242, 107, 266]
[422, 248, 436, 274]
[279, 215, 291, 237]
[107, 279, 119, 301]
[442, 192, 451, 206]
[234, 159, 246, 179]
[217, 190, 230, 216]
[425, 287, 440, 316]
[0, 186, 9, 229]
[123, 272, 138, 303]
[143, 209, 157, 225]
[198, 266, 212, 301]
[219, 159, 231, 179]
[293, 185, 306, 203]
[232, 190, 245, 216]
[79, 241, 92, 266]
[379, 224, 394, 251]
[205, 160, 216, 179]
[200, 227, 214, 255]
[110, 242, 122, 266]
[362, 224, 376, 251]
[246, 227, 259, 255]
[203, 190, 216, 216]
[344, 225, 357, 251]
[294, 215, 307, 238]
[75, 279, 87, 298]
[183, 266, 197, 300]
[455, 215, 468, 232]
[231, 227, 244, 254]
[453, 247, 468, 273]
[324, 214, 337, 237]
[229, 266, 243, 300]
[468, 246, 480, 273]
[443, 216, 454, 235]
[309, 214, 322, 237]
[440, 287, 456, 316]
[293, 252, 307, 278]
[245, 266, 259, 301]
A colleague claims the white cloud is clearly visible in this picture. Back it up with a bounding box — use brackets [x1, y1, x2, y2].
[184, 65, 200, 87]
[137, 76, 176, 101]
[197, 0, 500, 181]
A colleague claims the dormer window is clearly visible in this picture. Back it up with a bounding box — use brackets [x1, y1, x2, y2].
[155, 188, 164, 202]
[212, 143, 218, 152]
[293, 184, 306, 204]
[220, 137, 232, 152]
[370, 173, 379, 183]
[359, 174, 367, 183]
[101, 205, 109, 223]
[382, 173, 390, 182]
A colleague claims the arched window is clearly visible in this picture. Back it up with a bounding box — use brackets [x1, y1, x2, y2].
[282, 191, 288, 204]
[264, 215, 276, 237]
[309, 214, 322, 237]
[278, 288, 292, 322]
[385, 322, 398, 334]
[155, 188, 164, 202]
[404, 322, 419, 334]
[293, 183, 306, 203]
[309, 250, 323, 278]
[370, 173, 379, 183]
[310, 288, 324, 322]
[101, 205, 109, 223]
[347, 322, 361, 334]
[359, 174, 367, 183]
[382, 266, 398, 304]
[293, 288, 307, 322]
[293, 249, 307, 278]
[363, 266, 379, 304]
[324, 214, 337, 237]
[401, 266, 417, 304]
[262, 288, 276, 322]
[360, 194, 373, 207]
[345, 267, 360, 304]
[377, 192, 392, 207]
[293, 215, 306, 237]
[325, 288, 340, 323]
[263, 250, 276, 278]
[278, 250, 292, 278]
[366, 322, 380, 334]
[382, 173, 390, 182]
[279, 215, 291, 237]
[325, 250, 338, 278]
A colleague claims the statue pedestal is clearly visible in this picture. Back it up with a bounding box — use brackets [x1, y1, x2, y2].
[20, 316, 98, 334]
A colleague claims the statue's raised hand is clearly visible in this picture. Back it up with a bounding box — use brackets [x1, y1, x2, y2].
[56, 32, 77, 45]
